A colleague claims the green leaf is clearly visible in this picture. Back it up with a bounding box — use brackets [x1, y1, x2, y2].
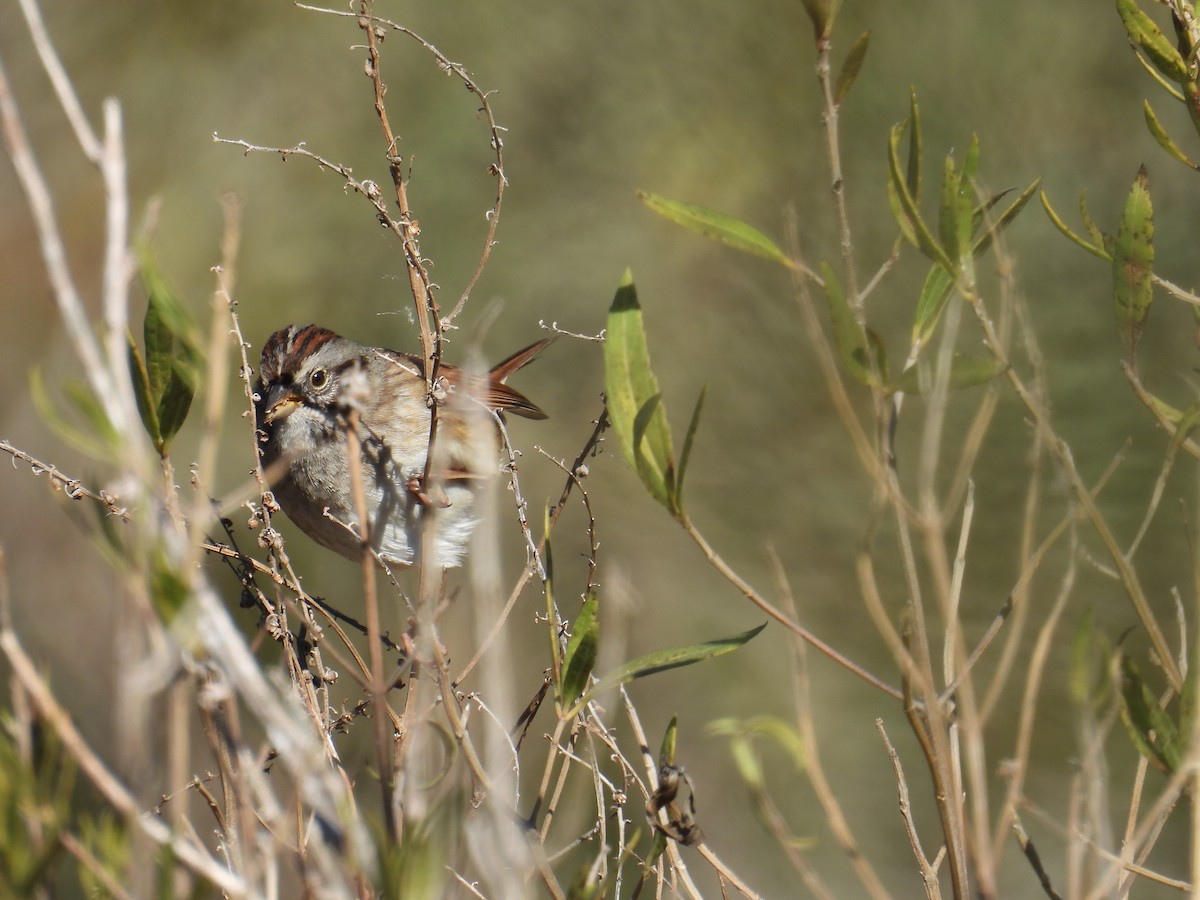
[632, 394, 671, 509]
[887, 119, 953, 271]
[834, 31, 871, 104]
[1119, 654, 1183, 772]
[886, 92, 924, 248]
[675, 385, 707, 513]
[568, 622, 767, 716]
[800, 0, 841, 39]
[938, 152, 961, 264]
[971, 178, 1042, 259]
[604, 271, 678, 514]
[906, 89, 923, 201]
[914, 174, 1030, 354]
[1116, 0, 1191, 84]
[560, 592, 600, 711]
[1040, 190, 1110, 260]
[893, 355, 1006, 394]
[957, 136, 981, 266]
[821, 262, 887, 386]
[1112, 165, 1155, 353]
[1143, 99, 1200, 170]
[636, 191, 795, 269]
[937, 136, 979, 270]
[137, 247, 200, 456]
[911, 265, 955, 352]
[659, 715, 679, 769]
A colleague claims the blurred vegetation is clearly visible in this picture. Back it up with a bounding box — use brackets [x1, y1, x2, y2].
[3, 0, 1200, 896]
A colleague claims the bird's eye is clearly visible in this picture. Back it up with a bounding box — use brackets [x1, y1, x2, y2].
[309, 368, 327, 389]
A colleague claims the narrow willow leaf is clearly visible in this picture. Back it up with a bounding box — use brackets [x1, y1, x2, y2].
[971, 187, 1012, 233]
[911, 265, 955, 351]
[560, 592, 600, 711]
[569, 622, 766, 716]
[675, 384, 708, 513]
[934, 139, 979, 269]
[1143, 100, 1200, 170]
[604, 272, 677, 513]
[893, 355, 1005, 395]
[834, 31, 871, 104]
[887, 121, 953, 270]
[632, 394, 673, 512]
[955, 136, 981, 282]
[886, 112, 922, 247]
[1112, 165, 1155, 353]
[659, 715, 679, 768]
[1132, 45, 1190, 101]
[886, 122, 918, 248]
[1040, 191, 1110, 260]
[636, 191, 795, 268]
[972, 178, 1042, 259]
[938, 152, 963, 264]
[906, 88, 922, 200]
[1116, 0, 1191, 84]
[1119, 654, 1182, 772]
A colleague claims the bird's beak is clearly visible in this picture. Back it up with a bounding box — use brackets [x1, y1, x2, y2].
[263, 384, 303, 424]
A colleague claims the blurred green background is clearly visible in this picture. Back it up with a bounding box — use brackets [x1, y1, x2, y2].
[2, 1, 1198, 895]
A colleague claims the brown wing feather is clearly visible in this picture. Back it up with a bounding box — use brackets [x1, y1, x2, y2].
[390, 339, 552, 420]
[489, 338, 555, 381]
[486, 338, 553, 419]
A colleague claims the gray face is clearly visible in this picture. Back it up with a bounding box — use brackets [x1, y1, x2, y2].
[257, 325, 361, 459]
